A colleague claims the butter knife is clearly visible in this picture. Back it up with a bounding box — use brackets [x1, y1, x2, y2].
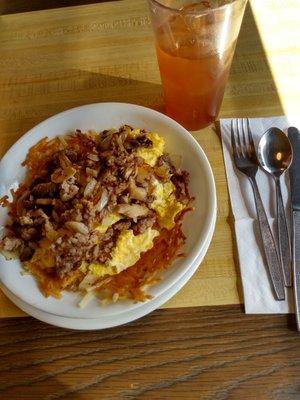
[288, 126, 300, 331]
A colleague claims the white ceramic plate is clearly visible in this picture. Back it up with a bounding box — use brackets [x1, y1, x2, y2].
[0, 103, 216, 319]
[1, 212, 215, 330]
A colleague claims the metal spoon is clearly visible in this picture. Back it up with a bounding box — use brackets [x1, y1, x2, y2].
[257, 127, 293, 287]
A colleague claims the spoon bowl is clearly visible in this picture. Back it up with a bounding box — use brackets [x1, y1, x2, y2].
[258, 127, 293, 177]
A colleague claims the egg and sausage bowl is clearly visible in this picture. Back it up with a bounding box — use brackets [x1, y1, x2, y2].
[0, 125, 193, 307]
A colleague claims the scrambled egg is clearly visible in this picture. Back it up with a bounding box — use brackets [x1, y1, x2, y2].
[107, 228, 159, 272]
[151, 179, 184, 230]
[82, 228, 159, 278]
[59, 130, 182, 281]
[130, 129, 165, 166]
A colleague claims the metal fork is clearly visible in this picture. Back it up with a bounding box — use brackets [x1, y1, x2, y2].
[231, 119, 285, 301]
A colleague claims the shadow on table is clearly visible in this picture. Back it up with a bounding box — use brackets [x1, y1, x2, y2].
[216, 1, 284, 304]
[0, 72, 164, 157]
[67, 70, 164, 113]
[0, 0, 118, 15]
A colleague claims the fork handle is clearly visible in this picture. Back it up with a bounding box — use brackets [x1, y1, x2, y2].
[249, 177, 285, 300]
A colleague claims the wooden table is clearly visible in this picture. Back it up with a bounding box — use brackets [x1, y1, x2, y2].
[0, 1, 299, 399]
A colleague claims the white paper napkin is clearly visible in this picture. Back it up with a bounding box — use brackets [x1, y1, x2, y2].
[221, 116, 300, 314]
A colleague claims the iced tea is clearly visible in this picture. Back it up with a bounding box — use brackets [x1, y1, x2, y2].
[148, 1, 247, 130]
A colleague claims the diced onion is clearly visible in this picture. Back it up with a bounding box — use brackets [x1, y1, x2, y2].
[65, 221, 89, 235]
[87, 153, 99, 162]
[129, 179, 147, 201]
[95, 189, 109, 212]
[117, 204, 149, 219]
[84, 178, 97, 198]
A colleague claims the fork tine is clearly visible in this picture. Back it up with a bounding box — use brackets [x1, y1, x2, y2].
[246, 118, 255, 153]
[231, 119, 240, 158]
[236, 119, 244, 157]
[231, 120, 237, 157]
[241, 119, 249, 158]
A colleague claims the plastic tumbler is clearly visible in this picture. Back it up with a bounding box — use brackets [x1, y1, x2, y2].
[148, 0, 248, 130]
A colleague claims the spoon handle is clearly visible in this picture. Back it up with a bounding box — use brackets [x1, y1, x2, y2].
[276, 177, 292, 286]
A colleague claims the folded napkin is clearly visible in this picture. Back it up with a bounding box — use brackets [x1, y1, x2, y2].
[221, 116, 300, 314]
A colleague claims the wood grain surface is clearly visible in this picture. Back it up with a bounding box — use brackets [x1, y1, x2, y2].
[0, 305, 299, 400]
[0, 0, 117, 15]
[2, 0, 299, 317]
[0, 1, 300, 398]
[0, 0, 244, 316]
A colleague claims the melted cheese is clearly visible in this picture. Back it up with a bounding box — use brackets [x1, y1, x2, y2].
[151, 180, 184, 230]
[82, 228, 159, 278]
[131, 131, 165, 167]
